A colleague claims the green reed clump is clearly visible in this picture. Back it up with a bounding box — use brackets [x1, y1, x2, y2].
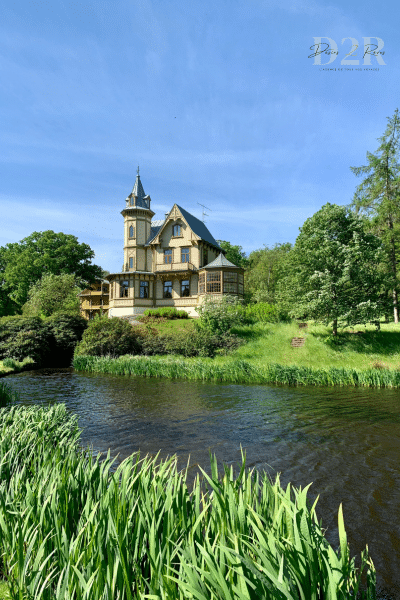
[0, 356, 35, 375]
[73, 354, 267, 384]
[0, 402, 375, 599]
[0, 381, 18, 407]
[74, 353, 400, 388]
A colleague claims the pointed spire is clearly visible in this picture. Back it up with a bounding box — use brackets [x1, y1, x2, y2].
[131, 167, 146, 200]
[127, 166, 151, 209]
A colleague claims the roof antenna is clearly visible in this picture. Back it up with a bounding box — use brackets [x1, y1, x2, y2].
[137, 165, 140, 176]
[197, 202, 212, 223]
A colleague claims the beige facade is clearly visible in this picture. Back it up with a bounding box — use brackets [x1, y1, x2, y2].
[106, 172, 243, 318]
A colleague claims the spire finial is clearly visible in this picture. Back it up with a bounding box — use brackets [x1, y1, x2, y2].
[137, 165, 140, 176]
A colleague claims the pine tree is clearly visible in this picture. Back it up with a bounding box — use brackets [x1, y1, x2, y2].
[351, 109, 400, 322]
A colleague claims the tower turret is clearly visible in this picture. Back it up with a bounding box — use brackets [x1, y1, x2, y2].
[121, 167, 154, 272]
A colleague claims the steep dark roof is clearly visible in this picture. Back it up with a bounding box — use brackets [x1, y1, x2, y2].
[129, 174, 150, 209]
[176, 205, 221, 249]
[202, 252, 241, 269]
[145, 221, 164, 245]
[144, 206, 221, 248]
[132, 174, 145, 199]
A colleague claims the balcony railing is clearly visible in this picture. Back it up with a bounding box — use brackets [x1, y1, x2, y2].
[155, 262, 197, 273]
[79, 290, 109, 296]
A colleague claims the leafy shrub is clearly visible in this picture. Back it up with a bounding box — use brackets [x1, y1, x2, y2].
[137, 326, 167, 355]
[245, 302, 280, 323]
[45, 313, 87, 365]
[195, 295, 243, 334]
[74, 316, 143, 357]
[216, 332, 245, 355]
[22, 273, 82, 317]
[0, 314, 87, 368]
[162, 329, 219, 357]
[0, 316, 52, 365]
[2, 357, 17, 369]
[74, 314, 243, 359]
[143, 307, 189, 319]
[138, 327, 244, 358]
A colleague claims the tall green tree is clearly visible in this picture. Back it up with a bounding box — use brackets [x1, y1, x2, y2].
[216, 241, 248, 268]
[278, 204, 386, 335]
[350, 108, 400, 322]
[22, 273, 82, 317]
[0, 231, 103, 312]
[0, 247, 18, 317]
[246, 243, 292, 304]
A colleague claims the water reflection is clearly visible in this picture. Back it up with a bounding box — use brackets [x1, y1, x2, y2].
[5, 368, 400, 597]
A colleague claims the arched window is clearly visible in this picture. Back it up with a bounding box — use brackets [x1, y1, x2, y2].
[129, 225, 134, 238]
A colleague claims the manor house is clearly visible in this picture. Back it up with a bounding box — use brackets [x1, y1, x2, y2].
[81, 171, 244, 319]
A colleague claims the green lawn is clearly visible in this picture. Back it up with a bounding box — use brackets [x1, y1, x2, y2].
[226, 320, 400, 370]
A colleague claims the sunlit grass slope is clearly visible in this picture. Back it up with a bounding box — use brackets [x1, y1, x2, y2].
[228, 321, 400, 371]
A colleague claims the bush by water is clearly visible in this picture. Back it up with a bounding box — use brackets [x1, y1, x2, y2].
[0, 313, 87, 367]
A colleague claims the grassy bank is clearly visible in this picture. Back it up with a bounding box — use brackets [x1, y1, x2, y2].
[72, 320, 400, 386]
[0, 357, 35, 377]
[73, 351, 400, 387]
[0, 382, 376, 599]
[230, 321, 400, 371]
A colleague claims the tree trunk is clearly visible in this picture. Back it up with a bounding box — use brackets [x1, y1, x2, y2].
[393, 288, 399, 323]
[389, 225, 399, 323]
[333, 318, 338, 336]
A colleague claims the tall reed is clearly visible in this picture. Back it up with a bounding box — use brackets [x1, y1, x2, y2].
[0, 380, 17, 407]
[0, 402, 375, 599]
[74, 353, 400, 388]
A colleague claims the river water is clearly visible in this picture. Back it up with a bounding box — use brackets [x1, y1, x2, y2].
[5, 368, 400, 597]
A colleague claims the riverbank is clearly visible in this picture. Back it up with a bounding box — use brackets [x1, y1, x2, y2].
[73, 353, 400, 387]
[0, 357, 35, 378]
[72, 321, 400, 387]
[0, 382, 376, 599]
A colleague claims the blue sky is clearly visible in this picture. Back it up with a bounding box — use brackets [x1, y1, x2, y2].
[1, 0, 399, 272]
